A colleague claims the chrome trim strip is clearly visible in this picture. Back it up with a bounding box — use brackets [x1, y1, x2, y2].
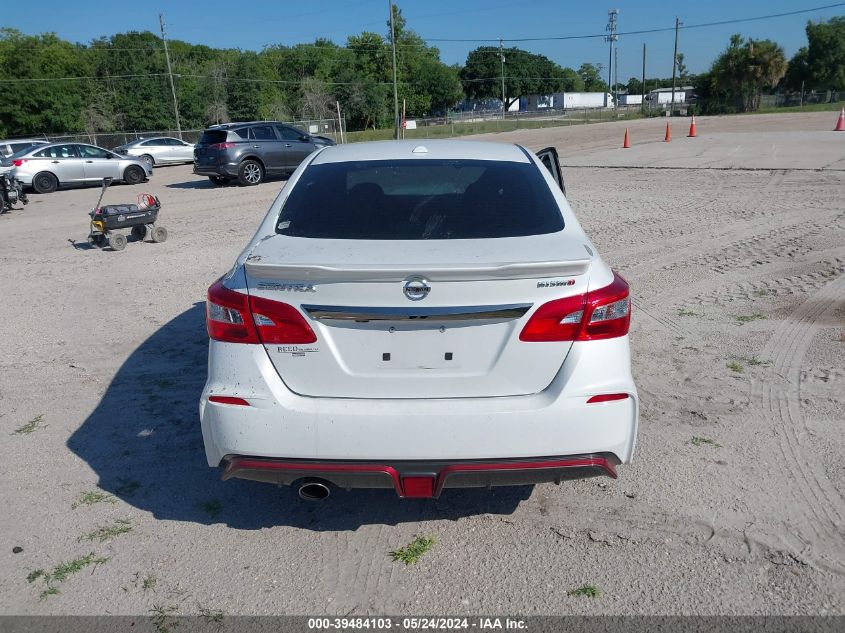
[302, 303, 532, 322]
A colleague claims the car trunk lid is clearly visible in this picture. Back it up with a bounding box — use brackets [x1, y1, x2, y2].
[243, 234, 592, 399]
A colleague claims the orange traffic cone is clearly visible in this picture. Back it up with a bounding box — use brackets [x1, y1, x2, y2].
[835, 107, 845, 131]
[688, 115, 697, 137]
[664, 122, 671, 142]
[623, 127, 630, 148]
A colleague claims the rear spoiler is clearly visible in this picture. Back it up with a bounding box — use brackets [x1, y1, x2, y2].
[244, 259, 591, 283]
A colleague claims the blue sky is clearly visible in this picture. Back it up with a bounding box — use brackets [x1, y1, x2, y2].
[7, 0, 845, 80]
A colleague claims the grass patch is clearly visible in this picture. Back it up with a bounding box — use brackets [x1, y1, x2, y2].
[143, 574, 158, 591]
[727, 361, 744, 373]
[199, 607, 225, 623]
[677, 309, 701, 317]
[28, 553, 110, 598]
[390, 536, 436, 565]
[690, 436, 722, 448]
[746, 356, 773, 367]
[150, 604, 179, 633]
[568, 584, 602, 598]
[115, 478, 141, 497]
[71, 489, 116, 509]
[199, 499, 222, 519]
[14, 414, 45, 435]
[734, 313, 766, 325]
[79, 519, 133, 543]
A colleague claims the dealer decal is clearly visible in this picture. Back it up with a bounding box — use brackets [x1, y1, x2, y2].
[277, 346, 319, 357]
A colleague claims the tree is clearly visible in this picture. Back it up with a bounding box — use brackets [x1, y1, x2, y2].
[462, 47, 578, 109]
[704, 34, 786, 112]
[577, 63, 608, 92]
[783, 47, 810, 91]
[804, 17, 845, 89]
[626, 77, 643, 95]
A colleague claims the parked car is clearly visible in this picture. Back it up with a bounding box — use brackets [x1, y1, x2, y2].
[9, 142, 152, 193]
[193, 121, 335, 186]
[0, 138, 48, 157]
[200, 140, 638, 500]
[112, 136, 195, 167]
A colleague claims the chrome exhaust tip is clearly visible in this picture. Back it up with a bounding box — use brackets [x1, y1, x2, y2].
[298, 479, 331, 501]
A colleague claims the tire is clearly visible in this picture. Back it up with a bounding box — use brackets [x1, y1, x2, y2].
[131, 225, 147, 241]
[151, 225, 168, 243]
[238, 160, 264, 186]
[209, 176, 230, 186]
[123, 165, 145, 185]
[139, 154, 154, 167]
[109, 233, 127, 251]
[32, 172, 58, 194]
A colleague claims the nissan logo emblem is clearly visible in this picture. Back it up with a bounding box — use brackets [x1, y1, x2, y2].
[403, 276, 431, 301]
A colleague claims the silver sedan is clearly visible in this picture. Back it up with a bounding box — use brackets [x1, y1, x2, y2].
[112, 136, 195, 167]
[9, 142, 152, 193]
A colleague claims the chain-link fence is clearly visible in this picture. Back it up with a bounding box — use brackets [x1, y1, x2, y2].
[39, 118, 343, 149]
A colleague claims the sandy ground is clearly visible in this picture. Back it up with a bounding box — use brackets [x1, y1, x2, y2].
[1, 111, 844, 617]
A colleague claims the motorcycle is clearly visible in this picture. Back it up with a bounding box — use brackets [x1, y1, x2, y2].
[0, 171, 28, 213]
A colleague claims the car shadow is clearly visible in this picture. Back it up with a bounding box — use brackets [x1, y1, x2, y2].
[67, 304, 532, 531]
[165, 179, 220, 189]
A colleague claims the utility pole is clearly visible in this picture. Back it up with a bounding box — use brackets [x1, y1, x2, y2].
[159, 13, 182, 139]
[614, 46, 619, 108]
[605, 9, 618, 108]
[388, 1, 400, 140]
[670, 16, 681, 116]
[499, 38, 506, 119]
[641, 43, 647, 114]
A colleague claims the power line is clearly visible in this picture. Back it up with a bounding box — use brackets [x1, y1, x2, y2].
[423, 1, 845, 42]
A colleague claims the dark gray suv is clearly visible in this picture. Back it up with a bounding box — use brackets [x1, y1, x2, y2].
[193, 122, 335, 186]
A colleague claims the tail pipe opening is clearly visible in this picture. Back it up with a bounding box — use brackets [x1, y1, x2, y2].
[297, 478, 331, 501]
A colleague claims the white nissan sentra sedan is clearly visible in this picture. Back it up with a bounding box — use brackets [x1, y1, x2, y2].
[200, 140, 638, 500]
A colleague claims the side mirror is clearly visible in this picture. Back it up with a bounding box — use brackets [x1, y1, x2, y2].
[299, 135, 312, 142]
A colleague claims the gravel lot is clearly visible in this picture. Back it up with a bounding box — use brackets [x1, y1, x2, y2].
[1, 111, 844, 616]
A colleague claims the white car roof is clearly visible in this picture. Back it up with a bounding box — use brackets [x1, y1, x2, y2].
[310, 140, 531, 164]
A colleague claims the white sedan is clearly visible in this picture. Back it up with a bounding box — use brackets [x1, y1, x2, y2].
[200, 140, 638, 500]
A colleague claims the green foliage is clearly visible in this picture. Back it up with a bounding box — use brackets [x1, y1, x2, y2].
[568, 584, 602, 598]
[0, 11, 463, 136]
[390, 536, 436, 565]
[804, 17, 845, 90]
[702, 34, 787, 113]
[462, 47, 581, 109]
[577, 63, 607, 92]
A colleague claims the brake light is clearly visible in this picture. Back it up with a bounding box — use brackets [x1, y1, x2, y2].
[249, 295, 317, 344]
[207, 279, 258, 343]
[520, 271, 631, 342]
[206, 279, 316, 344]
[12, 159, 26, 167]
[208, 142, 236, 150]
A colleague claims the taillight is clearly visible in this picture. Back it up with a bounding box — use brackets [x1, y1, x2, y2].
[12, 159, 26, 167]
[520, 271, 631, 342]
[208, 142, 236, 150]
[207, 279, 258, 343]
[249, 295, 316, 344]
[206, 279, 316, 344]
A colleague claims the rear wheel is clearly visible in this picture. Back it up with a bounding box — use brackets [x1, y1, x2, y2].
[151, 225, 168, 243]
[32, 172, 58, 194]
[109, 233, 127, 251]
[123, 165, 145, 185]
[238, 160, 263, 186]
[131, 225, 147, 241]
[209, 175, 230, 186]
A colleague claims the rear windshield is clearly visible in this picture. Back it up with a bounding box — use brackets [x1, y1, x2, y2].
[275, 159, 564, 240]
[197, 130, 228, 145]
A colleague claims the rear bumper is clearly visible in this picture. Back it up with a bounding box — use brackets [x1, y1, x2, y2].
[193, 161, 239, 178]
[222, 453, 618, 498]
[200, 336, 638, 475]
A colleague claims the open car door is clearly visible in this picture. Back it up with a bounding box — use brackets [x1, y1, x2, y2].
[536, 146, 565, 196]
